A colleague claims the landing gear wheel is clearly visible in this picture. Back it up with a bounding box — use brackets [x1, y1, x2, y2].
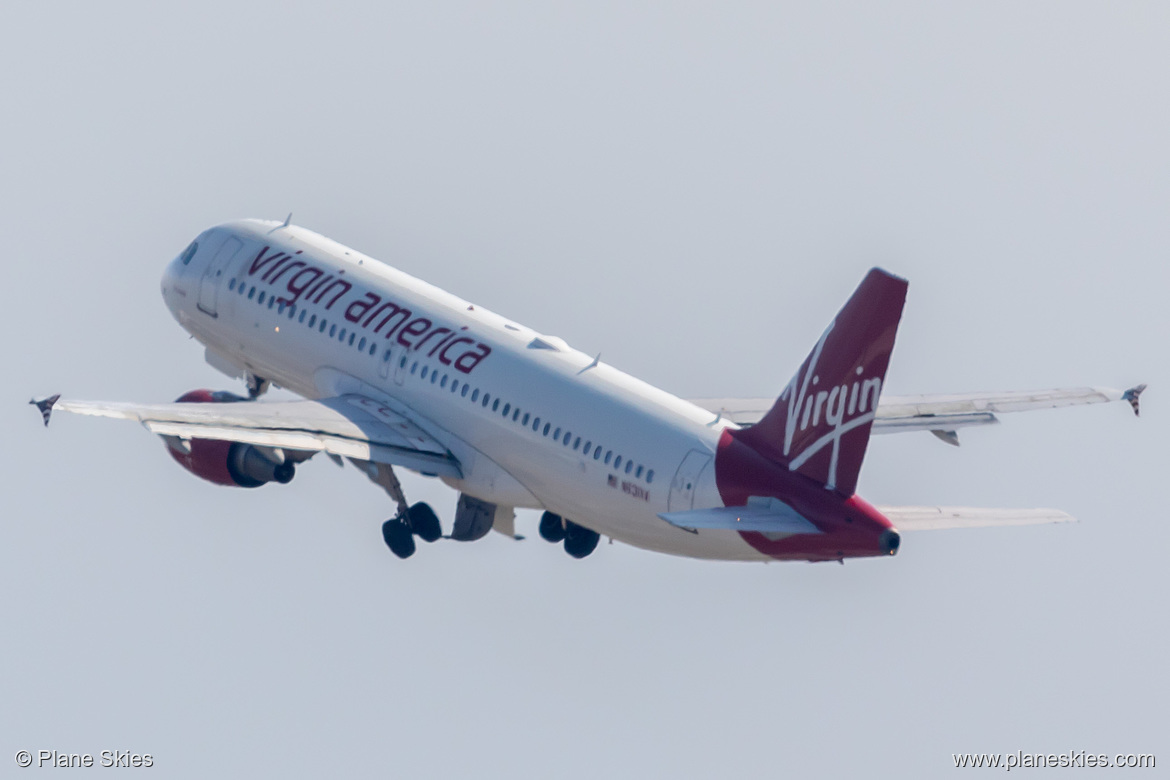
[539, 511, 566, 543]
[563, 520, 600, 559]
[407, 502, 442, 543]
[381, 517, 416, 559]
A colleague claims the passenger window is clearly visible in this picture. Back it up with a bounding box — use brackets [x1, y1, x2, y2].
[360, 338, 368, 352]
[492, 399, 499, 412]
[421, 366, 428, 379]
[431, 372, 438, 384]
[440, 375, 447, 388]
[411, 362, 418, 374]
[329, 324, 337, 337]
[228, 279, 236, 291]
[298, 310, 306, 323]
[594, 448, 602, 461]
[614, 456, 622, 469]
[400, 356, 407, 368]
[248, 287, 256, 300]
[319, 320, 326, 333]
[268, 298, 275, 309]
[563, 431, 572, 446]
[625, 461, 633, 474]
[543, 423, 550, 436]
[339, 328, 347, 341]
[533, 417, 541, 431]
[647, 470, 655, 483]
[348, 333, 355, 346]
[462, 385, 470, 398]
[522, 413, 530, 426]
[573, 436, 581, 450]
[635, 465, 643, 478]
[553, 427, 561, 440]
[258, 291, 266, 304]
[583, 442, 591, 455]
[502, 403, 511, 416]
[604, 451, 612, 465]
[383, 349, 393, 363]
[369, 343, 376, 356]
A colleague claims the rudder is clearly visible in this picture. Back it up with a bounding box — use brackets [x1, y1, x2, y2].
[733, 268, 908, 496]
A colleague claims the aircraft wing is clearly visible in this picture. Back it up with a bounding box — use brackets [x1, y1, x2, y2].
[34, 393, 462, 478]
[689, 384, 1145, 443]
[879, 506, 1076, 530]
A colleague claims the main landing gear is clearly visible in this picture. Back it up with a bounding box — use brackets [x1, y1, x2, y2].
[381, 502, 442, 559]
[539, 511, 600, 559]
[375, 463, 442, 560]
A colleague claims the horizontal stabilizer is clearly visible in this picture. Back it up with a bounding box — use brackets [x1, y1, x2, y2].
[880, 506, 1076, 531]
[690, 385, 1145, 436]
[660, 497, 822, 535]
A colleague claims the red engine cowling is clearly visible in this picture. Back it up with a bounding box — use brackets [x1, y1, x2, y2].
[163, 390, 295, 488]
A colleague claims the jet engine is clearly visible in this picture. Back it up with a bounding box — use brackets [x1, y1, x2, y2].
[162, 389, 296, 488]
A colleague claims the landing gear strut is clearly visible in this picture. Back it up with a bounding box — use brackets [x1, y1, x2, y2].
[245, 372, 270, 399]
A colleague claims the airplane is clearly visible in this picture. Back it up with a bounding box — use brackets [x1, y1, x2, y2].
[31, 218, 1146, 563]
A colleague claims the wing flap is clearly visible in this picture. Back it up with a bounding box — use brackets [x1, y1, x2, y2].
[880, 506, 1076, 531]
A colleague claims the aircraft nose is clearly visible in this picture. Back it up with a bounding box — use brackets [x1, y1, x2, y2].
[162, 239, 199, 312]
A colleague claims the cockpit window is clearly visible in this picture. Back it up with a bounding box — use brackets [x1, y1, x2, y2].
[180, 242, 198, 265]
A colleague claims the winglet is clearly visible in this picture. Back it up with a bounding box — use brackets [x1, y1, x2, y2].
[1122, 384, 1147, 417]
[30, 394, 61, 427]
[282, 212, 292, 228]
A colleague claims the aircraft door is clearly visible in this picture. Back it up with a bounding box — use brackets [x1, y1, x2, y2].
[668, 449, 712, 512]
[393, 351, 408, 386]
[198, 236, 243, 317]
[378, 347, 394, 381]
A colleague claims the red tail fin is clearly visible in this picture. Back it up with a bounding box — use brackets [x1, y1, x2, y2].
[733, 268, 908, 496]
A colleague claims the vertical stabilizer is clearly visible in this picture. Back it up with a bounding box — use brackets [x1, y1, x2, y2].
[733, 268, 908, 496]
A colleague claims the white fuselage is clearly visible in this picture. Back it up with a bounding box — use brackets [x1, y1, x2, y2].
[162, 220, 768, 561]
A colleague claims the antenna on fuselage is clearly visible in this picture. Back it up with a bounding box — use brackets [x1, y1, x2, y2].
[282, 212, 292, 228]
[578, 353, 601, 375]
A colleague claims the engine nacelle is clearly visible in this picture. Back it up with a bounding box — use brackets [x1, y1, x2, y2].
[162, 390, 295, 488]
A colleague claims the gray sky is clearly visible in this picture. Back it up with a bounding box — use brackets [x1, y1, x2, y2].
[2, 2, 1166, 777]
